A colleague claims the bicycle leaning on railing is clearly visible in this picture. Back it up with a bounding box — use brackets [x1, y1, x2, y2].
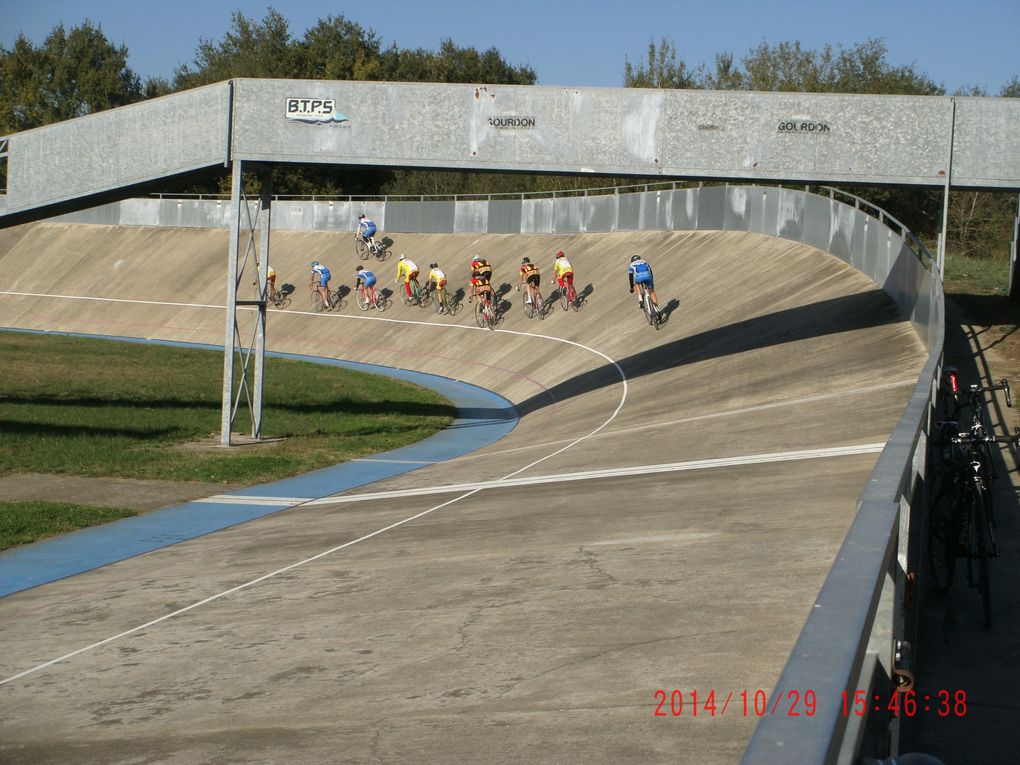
[927, 372, 1018, 629]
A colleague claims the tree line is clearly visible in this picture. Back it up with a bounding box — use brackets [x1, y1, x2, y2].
[1, 11, 1017, 259]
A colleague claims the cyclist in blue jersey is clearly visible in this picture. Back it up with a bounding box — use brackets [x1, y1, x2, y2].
[309, 261, 332, 306]
[354, 265, 378, 305]
[628, 254, 659, 310]
[357, 213, 378, 244]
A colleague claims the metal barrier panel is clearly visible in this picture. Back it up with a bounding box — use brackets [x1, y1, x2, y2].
[385, 201, 453, 234]
[801, 194, 833, 253]
[552, 197, 584, 233]
[582, 194, 618, 233]
[521, 198, 553, 233]
[453, 200, 489, 233]
[849, 214, 869, 275]
[487, 199, 523, 234]
[674, 187, 699, 230]
[723, 186, 751, 231]
[776, 188, 805, 242]
[694, 186, 727, 230]
[828, 198, 856, 264]
[616, 191, 642, 231]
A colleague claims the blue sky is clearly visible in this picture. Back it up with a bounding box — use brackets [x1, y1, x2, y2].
[3, 0, 1018, 95]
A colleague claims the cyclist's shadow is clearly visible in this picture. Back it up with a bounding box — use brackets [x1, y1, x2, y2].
[658, 298, 681, 324]
[279, 283, 296, 297]
[494, 283, 513, 319]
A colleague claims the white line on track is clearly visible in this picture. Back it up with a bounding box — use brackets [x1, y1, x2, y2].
[0, 291, 629, 686]
[196, 443, 887, 508]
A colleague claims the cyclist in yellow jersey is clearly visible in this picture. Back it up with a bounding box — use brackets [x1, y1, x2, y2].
[553, 250, 574, 294]
[394, 254, 420, 301]
[427, 262, 448, 309]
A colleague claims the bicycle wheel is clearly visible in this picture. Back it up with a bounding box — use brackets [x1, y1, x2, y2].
[311, 290, 326, 312]
[354, 237, 370, 260]
[643, 294, 655, 326]
[536, 291, 546, 320]
[355, 289, 370, 310]
[433, 289, 445, 314]
[328, 289, 344, 311]
[375, 294, 389, 312]
[927, 469, 959, 593]
[568, 283, 580, 312]
[970, 484, 993, 628]
[522, 289, 536, 318]
[274, 295, 291, 310]
[475, 301, 488, 328]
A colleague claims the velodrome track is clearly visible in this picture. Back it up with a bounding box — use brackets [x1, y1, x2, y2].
[0, 223, 926, 764]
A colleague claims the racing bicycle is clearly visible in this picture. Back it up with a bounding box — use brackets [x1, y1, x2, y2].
[637, 285, 664, 329]
[522, 286, 546, 319]
[311, 287, 343, 312]
[354, 234, 387, 261]
[355, 286, 389, 312]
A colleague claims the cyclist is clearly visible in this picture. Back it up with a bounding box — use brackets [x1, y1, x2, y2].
[309, 261, 332, 307]
[427, 262, 448, 310]
[517, 256, 541, 308]
[553, 250, 575, 300]
[395, 254, 421, 301]
[266, 265, 278, 301]
[357, 213, 377, 246]
[252, 264, 278, 301]
[468, 254, 493, 303]
[354, 265, 378, 306]
[474, 274, 497, 318]
[628, 254, 659, 311]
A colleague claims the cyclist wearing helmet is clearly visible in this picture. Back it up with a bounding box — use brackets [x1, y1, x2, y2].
[553, 249, 575, 299]
[354, 264, 378, 306]
[394, 253, 421, 301]
[468, 254, 493, 303]
[628, 254, 659, 310]
[356, 213, 377, 244]
[427, 262, 448, 310]
[517, 256, 541, 307]
[309, 260, 332, 307]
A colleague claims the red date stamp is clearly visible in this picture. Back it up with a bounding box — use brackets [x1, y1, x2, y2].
[653, 689, 968, 718]
[653, 689, 817, 718]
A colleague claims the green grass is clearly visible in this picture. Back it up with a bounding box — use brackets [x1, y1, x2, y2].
[0, 332, 456, 484]
[1, 501, 137, 551]
[942, 252, 1010, 296]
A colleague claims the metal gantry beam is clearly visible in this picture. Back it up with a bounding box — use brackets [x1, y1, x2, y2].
[220, 160, 272, 446]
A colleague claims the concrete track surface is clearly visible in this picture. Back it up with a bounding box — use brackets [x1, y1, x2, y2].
[0, 224, 926, 764]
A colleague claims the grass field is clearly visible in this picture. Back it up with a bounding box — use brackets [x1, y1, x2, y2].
[0, 332, 456, 548]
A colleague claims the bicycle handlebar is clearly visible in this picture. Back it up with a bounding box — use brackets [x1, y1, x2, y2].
[960, 378, 1011, 407]
[946, 427, 1020, 447]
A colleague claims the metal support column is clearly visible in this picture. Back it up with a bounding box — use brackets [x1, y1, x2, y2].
[220, 161, 272, 445]
[937, 98, 956, 277]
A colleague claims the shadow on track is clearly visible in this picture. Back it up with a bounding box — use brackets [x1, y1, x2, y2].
[515, 289, 903, 416]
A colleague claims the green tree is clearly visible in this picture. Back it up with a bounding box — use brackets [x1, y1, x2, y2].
[173, 8, 299, 88]
[624, 38, 698, 89]
[1002, 75, 1020, 98]
[0, 22, 141, 133]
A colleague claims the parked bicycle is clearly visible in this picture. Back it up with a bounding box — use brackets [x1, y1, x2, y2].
[927, 374, 1016, 629]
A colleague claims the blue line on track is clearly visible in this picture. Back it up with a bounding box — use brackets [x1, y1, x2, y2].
[0, 330, 518, 598]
